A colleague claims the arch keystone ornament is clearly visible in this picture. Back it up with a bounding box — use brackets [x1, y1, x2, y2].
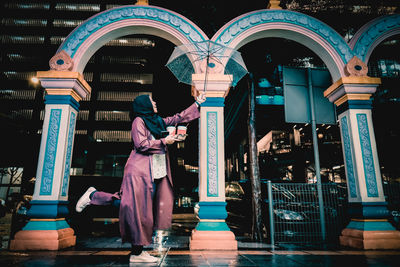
[324, 71, 400, 249]
[10, 70, 91, 250]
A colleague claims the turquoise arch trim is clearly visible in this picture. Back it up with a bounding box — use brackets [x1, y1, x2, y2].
[356, 113, 379, 198]
[212, 9, 353, 64]
[40, 109, 62, 196]
[59, 5, 208, 58]
[352, 14, 400, 62]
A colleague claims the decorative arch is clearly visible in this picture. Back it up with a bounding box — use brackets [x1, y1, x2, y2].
[211, 9, 354, 81]
[53, 5, 209, 73]
[350, 14, 400, 64]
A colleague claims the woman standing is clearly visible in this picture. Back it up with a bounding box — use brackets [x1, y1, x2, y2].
[76, 94, 205, 262]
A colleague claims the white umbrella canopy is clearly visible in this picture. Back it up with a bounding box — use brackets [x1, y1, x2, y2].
[166, 40, 248, 91]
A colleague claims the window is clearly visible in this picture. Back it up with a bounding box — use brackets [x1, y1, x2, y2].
[75, 130, 88, 135]
[105, 38, 155, 47]
[50, 36, 66, 45]
[2, 18, 47, 27]
[83, 72, 93, 82]
[4, 3, 50, 10]
[95, 111, 130, 121]
[7, 54, 40, 63]
[0, 90, 36, 100]
[0, 167, 23, 202]
[97, 91, 151, 101]
[53, 19, 84, 28]
[101, 55, 147, 65]
[94, 130, 132, 142]
[100, 73, 153, 84]
[9, 109, 33, 120]
[3, 71, 37, 81]
[55, 3, 101, 12]
[77, 110, 89, 121]
[1, 35, 45, 44]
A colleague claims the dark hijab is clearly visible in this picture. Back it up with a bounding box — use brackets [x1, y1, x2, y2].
[132, 95, 166, 139]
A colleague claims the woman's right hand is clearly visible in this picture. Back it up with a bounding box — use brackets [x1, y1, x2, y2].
[165, 134, 176, 145]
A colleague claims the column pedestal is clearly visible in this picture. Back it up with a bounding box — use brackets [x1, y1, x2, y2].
[10, 219, 76, 250]
[325, 75, 400, 249]
[189, 73, 237, 250]
[10, 71, 90, 250]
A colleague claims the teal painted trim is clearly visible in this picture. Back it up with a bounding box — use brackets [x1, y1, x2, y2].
[27, 200, 70, 219]
[349, 202, 389, 219]
[214, 9, 353, 64]
[336, 100, 372, 115]
[40, 109, 62, 196]
[60, 5, 206, 58]
[198, 202, 228, 220]
[340, 116, 358, 198]
[22, 219, 70, 231]
[45, 95, 80, 111]
[353, 14, 400, 62]
[206, 111, 218, 197]
[356, 113, 379, 198]
[346, 220, 396, 231]
[195, 221, 231, 231]
[61, 112, 76, 196]
[201, 97, 225, 107]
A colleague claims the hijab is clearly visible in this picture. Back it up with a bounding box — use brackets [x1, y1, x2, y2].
[132, 95, 166, 139]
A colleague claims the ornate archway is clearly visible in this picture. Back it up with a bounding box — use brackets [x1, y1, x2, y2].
[53, 5, 208, 73]
[10, 5, 208, 251]
[350, 14, 400, 64]
[211, 9, 354, 81]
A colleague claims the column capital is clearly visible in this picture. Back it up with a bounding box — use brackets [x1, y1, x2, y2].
[37, 70, 91, 102]
[324, 76, 380, 106]
[192, 73, 232, 98]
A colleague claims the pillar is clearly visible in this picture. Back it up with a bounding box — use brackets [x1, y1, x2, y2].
[189, 73, 238, 250]
[10, 71, 91, 250]
[324, 76, 400, 249]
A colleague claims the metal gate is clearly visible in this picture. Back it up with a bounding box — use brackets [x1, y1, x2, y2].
[266, 182, 348, 245]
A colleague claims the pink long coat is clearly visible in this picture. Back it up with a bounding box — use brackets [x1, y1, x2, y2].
[119, 103, 200, 246]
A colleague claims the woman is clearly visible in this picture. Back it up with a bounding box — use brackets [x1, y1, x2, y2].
[76, 94, 205, 263]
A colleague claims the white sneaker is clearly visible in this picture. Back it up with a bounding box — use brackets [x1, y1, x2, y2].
[75, 187, 96, 212]
[129, 251, 159, 263]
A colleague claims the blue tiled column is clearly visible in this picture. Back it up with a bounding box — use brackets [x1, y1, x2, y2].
[190, 74, 238, 250]
[10, 71, 91, 250]
[325, 76, 400, 249]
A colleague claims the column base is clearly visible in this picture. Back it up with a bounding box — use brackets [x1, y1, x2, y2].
[189, 229, 238, 250]
[10, 228, 76, 250]
[9, 218, 76, 251]
[340, 220, 400, 250]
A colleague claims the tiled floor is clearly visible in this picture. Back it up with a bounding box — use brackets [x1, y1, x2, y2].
[1, 249, 400, 266]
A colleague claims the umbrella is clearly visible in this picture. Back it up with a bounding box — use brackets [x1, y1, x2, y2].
[166, 40, 248, 91]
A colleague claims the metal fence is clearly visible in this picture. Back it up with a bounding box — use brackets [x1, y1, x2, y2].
[267, 182, 349, 245]
[267, 182, 400, 245]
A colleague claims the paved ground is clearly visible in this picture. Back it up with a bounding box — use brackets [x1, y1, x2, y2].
[2, 214, 400, 266]
[1, 248, 400, 267]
